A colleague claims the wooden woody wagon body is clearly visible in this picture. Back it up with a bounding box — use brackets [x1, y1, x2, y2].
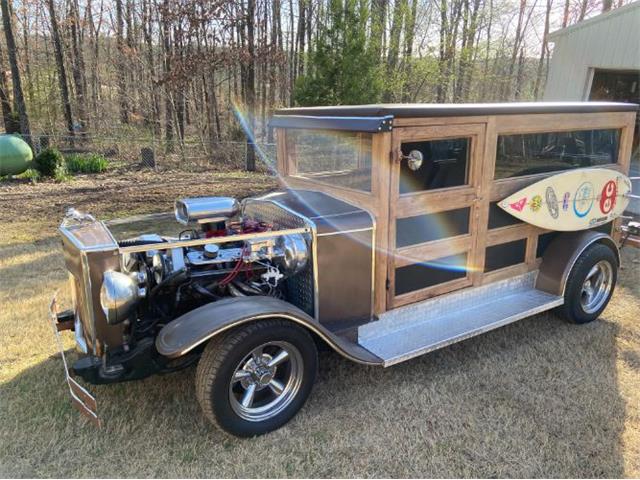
[50, 102, 638, 436]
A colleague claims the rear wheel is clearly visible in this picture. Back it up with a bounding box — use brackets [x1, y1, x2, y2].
[561, 243, 617, 324]
[195, 319, 318, 437]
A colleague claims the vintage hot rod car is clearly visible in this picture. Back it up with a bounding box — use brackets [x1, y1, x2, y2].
[50, 102, 638, 437]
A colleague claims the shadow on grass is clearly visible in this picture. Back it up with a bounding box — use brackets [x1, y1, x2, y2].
[0, 310, 628, 478]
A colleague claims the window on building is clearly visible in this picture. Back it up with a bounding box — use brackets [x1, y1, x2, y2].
[589, 70, 640, 104]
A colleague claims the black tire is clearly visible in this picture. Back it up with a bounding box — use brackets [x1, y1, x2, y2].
[195, 319, 318, 437]
[561, 243, 618, 324]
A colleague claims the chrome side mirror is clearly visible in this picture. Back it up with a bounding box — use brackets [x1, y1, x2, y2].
[404, 150, 424, 171]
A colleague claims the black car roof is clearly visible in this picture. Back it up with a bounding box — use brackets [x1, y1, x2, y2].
[274, 102, 638, 118]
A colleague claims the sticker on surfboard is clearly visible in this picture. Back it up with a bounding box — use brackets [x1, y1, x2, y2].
[498, 168, 631, 231]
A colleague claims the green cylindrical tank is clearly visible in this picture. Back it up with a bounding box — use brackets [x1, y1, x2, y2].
[0, 134, 33, 175]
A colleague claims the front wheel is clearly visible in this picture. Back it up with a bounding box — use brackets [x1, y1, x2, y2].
[195, 319, 318, 437]
[561, 243, 618, 324]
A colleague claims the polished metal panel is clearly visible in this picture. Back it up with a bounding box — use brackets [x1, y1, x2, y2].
[316, 228, 373, 329]
[99, 271, 139, 324]
[242, 196, 310, 230]
[358, 272, 564, 366]
[59, 215, 122, 355]
[536, 231, 620, 296]
[174, 196, 240, 225]
[244, 190, 375, 328]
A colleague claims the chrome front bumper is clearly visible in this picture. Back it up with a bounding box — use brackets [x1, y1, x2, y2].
[48, 292, 100, 427]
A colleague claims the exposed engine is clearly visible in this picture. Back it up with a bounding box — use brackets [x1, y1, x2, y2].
[99, 196, 310, 342]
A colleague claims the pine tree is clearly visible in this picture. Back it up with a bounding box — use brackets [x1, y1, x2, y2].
[294, 0, 381, 106]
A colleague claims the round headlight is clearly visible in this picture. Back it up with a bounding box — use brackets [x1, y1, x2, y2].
[100, 271, 139, 325]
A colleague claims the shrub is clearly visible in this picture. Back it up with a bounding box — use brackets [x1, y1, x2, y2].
[66, 153, 109, 173]
[17, 168, 41, 183]
[34, 147, 66, 178]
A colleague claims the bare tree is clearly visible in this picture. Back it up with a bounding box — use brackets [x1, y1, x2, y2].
[68, 0, 88, 131]
[245, 0, 256, 171]
[1, 0, 627, 169]
[115, 0, 129, 124]
[533, 0, 553, 99]
[0, 28, 14, 131]
[0, 0, 31, 143]
[46, 0, 74, 137]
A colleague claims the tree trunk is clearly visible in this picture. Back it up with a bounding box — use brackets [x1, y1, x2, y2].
[456, 0, 481, 101]
[46, 0, 74, 137]
[115, 0, 129, 124]
[69, 0, 88, 131]
[1, 0, 31, 144]
[562, 0, 570, 27]
[20, 5, 34, 108]
[533, 0, 552, 99]
[514, 45, 526, 100]
[297, 0, 306, 78]
[287, 0, 296, 105]
[174, 23, 185, 143]
[86, 0, 103, 119]
[246, 0, 256, 171]
[578, 0, 588, 21]
[503, 0, 534, 100]
[162, 0, 173, 153]
[387, 0, 405, 71]
[370, 0, 387, 61]
[401, 0, 418, 102]
[0, 26, 14, 131]
[142, 0, 159, 135]
[478, 0, 493, 101]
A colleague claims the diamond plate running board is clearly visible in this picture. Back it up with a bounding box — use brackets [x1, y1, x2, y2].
[358, 271, 563, 366]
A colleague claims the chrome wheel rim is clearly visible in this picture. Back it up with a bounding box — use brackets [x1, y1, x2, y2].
[229, 341, 303, 422]
[580, 260, 613, 314]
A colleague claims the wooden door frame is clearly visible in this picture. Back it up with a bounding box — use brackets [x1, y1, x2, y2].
[386, 123, 487, 309]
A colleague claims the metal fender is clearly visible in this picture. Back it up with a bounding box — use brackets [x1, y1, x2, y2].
[536, 231, 620, 297]
[155, 296, 383, 365]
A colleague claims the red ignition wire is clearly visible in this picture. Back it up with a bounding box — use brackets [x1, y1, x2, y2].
[219, 246, 247, 286]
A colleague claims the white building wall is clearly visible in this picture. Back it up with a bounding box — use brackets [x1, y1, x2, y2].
[544, 1, 640, 101]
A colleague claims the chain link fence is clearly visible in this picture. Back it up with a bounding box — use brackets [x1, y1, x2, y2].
[22, 133, 277, 173]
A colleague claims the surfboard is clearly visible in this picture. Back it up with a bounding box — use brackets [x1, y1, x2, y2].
[498, 168, 632, 231]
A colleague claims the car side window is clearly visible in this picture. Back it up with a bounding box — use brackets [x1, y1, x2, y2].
[494, 129, 620, 179]
[399, 137, 470, 194]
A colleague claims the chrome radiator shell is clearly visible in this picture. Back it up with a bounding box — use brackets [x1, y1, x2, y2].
[59, 213, 123, 356]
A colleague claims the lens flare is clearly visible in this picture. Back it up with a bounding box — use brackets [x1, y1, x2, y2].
[231, 100, 478, 277]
